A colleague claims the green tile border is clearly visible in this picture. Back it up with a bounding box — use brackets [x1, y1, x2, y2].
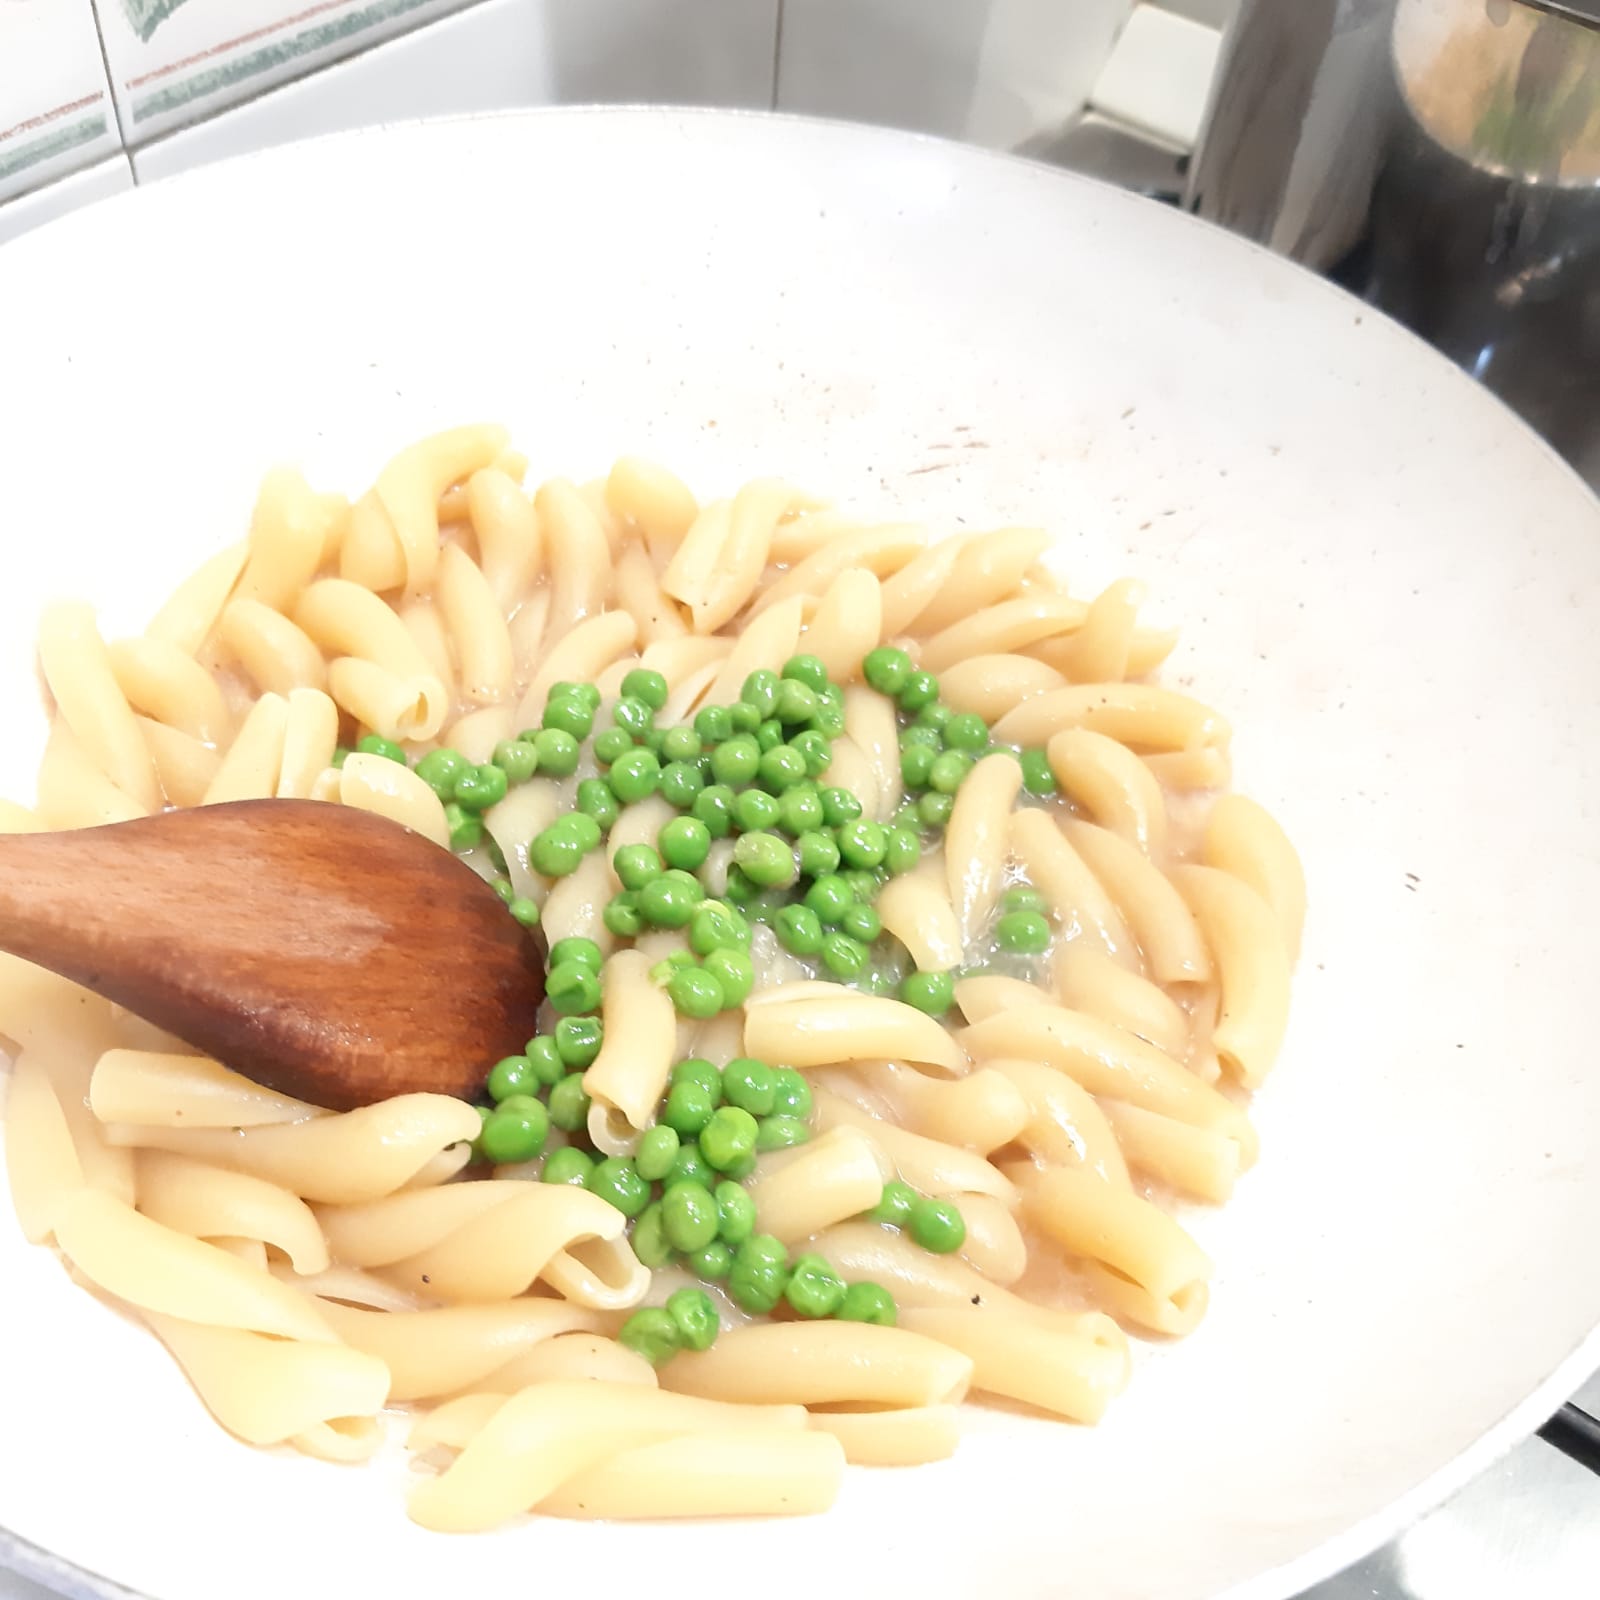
[0, 114, 110, 184]
[131, 0, 444, 123]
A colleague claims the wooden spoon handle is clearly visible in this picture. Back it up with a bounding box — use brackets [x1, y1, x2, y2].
[0, 801, 546, 1110]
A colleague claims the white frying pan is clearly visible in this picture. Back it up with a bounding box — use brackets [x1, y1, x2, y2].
[0, 110, 1597, 1600]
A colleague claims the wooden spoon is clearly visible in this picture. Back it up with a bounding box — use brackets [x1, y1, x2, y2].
[0, 800, 546, 1111]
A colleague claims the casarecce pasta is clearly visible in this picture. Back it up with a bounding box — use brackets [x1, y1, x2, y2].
[0, 429, 1303, 1531]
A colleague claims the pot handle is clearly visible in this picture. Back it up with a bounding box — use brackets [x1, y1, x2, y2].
[1538, 1403, 1600, 1474]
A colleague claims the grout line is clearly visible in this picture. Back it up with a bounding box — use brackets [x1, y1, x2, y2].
[769, 0, 785, 111]
[86, 1, 133, 158]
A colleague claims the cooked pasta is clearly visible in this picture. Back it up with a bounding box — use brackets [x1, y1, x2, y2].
[0, 435, 1301, 1533]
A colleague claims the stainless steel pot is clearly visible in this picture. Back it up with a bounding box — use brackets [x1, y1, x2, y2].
[1187, 0, 1600, 480]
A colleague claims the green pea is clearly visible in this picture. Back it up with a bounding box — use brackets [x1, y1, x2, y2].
[756, 1114, 811, 1152]
[755, 718, 784, 753]
[740, 669, 780, 718]
[996, 908, 1052, 954]
[713, 1180, 756, 1245]
[785, 1252, 847, 1318]
[689, 900, 749, 956]
[772, 786, 821, 838]
[541, 1146, 594, 1186]
[667, 1139, 716, 1190]
[909, 1197, 966, 1253]
[821, 932, 869, 980]
[479, 1099, 549, 1165]
[934, 710, 985, 752]
[659, 816, 711, 871]
[900, 724, 942, 751]
[781, 653, 830, 693]
[703, 947, 754, 1008]
[804, 873, 854, 926]
[526, 728, 576, 778]
[547, 1074, 592, 1133]
[638, 869, 700, 928]
[486, 1054, 535, 1102]
[862, 645, 913, 696]
[660, 1287, 718, 1354]
[836, 1281, 898, 1326]
[546, 961, 601, 1016]
[688, 1239, 734, 1280]
[835, 818, 885, 869]
[576, 777, 620, 829]
[357, 733, 407, 764]
[530, 824, 583, 877]
[733, 831, 795, 890]
[883, 825, 922, 876]
[603, 890, 644, 938]
[775, 903, 825, 956]
[710, 735, 760, 786]
[621, 667, 669, 710]
[444, 806, 480, 857]
[671, 1057, 722, 1098]
[791, 831, 836, 881]
[774, 679, 818, 726]
[416, 746, 469, 798]
[609, 747, 660, 802]
[757, 743, 808, 792]
[613, 844, 663, 891]
[917, 702, 953, 732]
[612, 696, 655, 738]
[732, 789, 781, 834]
[667, 964, 723, 1019]
[525, 1036, 565, 1086]
[727, 1234, 790, 1315]
[542, 696, 594, 741]
[330, 745, 352, 769]
[618, 1306, 681, 1367]
[898, 670, 939, 711]
[650, 950, 696, 986]
[586, 1156, 650, 1218]
[663, 1080, 716, 1138]
[900, 970, 955, 1015]
[566, 814, 603, 854]
[1002, 885, 1047, 912]
[900, 743, 937, 789]
[491, 876, 517, 905]
[509, 895, 540, 929]
[554, 1015, 603, 1068]
[721, 1058, 776, 1117]
[700, 1105, 759, 1173]
[1009, 748, 1051, 800]
[869, 1180, 918, 1226]
[695, 705, 733, 744]
[928, 750, 972, 795]
[549, 681, 601, 711]
[660, 1181, 720, 1253]
[918, 791, 954, 828]
[450, 762, 506, 813]
[691, 783, 737, 838]
[820, 787, 862, 827]
[549, 936, 603, 973]
[658, 759, 704, 810]
[723, 866, 758, 905]
[631, 1124, 679, 1184]
[770, 1067, 813, 1118]
[840, 903, 881, 944]
[630, 1202, 673, 1269]
[594, 726, 633, 765]
[655, 725, 699, 763]
[791, 729, 833, 777]
[811, 701, 846, 739]
[727, 701, 761, 734]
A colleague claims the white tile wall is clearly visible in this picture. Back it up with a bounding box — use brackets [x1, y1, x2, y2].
[95, 0, 481, 147]
[775, 0, 1133, 151]
[0, 153, 134, 245]
[0, 1, 122, 205]
[132, 0, 778, 183]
